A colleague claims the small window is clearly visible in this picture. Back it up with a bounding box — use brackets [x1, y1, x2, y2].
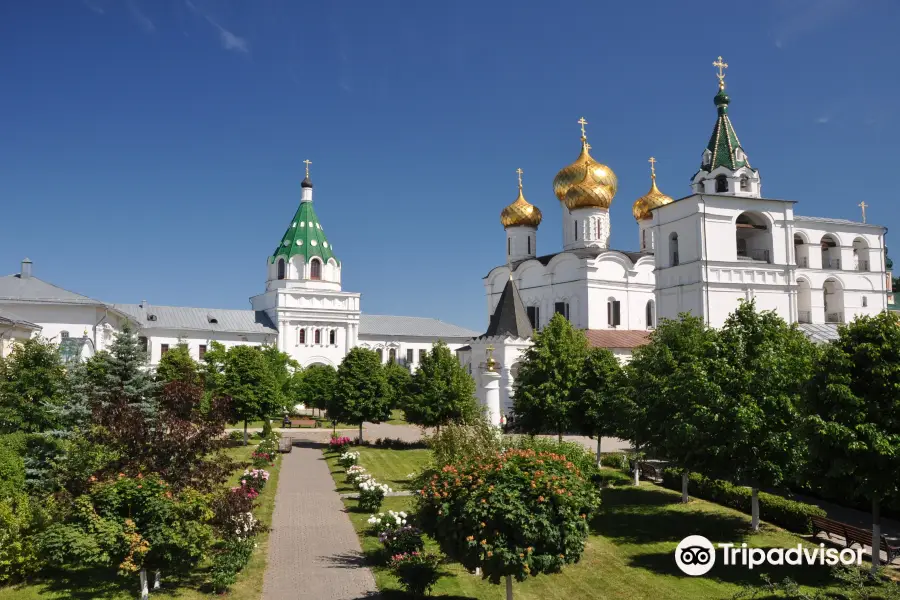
[554, 302, 569, 321]
[299, 329, 306, 345]
[208, 316, 218, 324]
[314, 329, 321, 344]
[138, 336, 149, 353]
[199, 344, 207, 359]
[406, 348, 413, 363]
[670, 233, 680, 266]
[596, 219, 601, 239]
[389, 348, 396, 363]
[376, 348, 384, 362]
[161, 343, 169, 356]
[147, 314, 158, 322]
[526, 305, 540, 330]
[310, 259, 322, 280]
[419, 349, 426, 362]
[715, 175, 728, 193]
[527, 236, 531, 255]
[862, 296, 868, 307]
[607, 300, 621, 327]
[740, 175, 750, 191]
[60, 331, 69, 339]
[508, 238, 511, 256]
[329, 329, 336, 345]
[642, 229, 646, 248]
[645, 301, 654, 328]
[277, 258, 286, 280]
[574, 220, 578, 241]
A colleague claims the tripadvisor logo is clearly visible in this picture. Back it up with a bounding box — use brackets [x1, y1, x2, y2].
[675, 535, 863, 576]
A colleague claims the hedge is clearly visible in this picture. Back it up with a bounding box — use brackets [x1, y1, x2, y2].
[594, 468, 632, 488]
[661, 468, 825, 534]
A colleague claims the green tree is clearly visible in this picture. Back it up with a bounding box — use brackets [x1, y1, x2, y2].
[155, 343, 198, 384]
[95, 322, 158, 419]
[717, 301, 817, 531]
[0, 338, 68, 433]
[200, 341, 228, 395]
[222, 346, 277, 445]
[331, 347, 391, 441]
[298, 364, 337, 418]
[801, 312, 900, 571]
[260, 345, 298, 419]
[622, 313, 726, 498]
[512, 313, 589, 441]
[574, 347, 624, 465]
[384, 360, 413, 410]
[403, 341, 477, 431]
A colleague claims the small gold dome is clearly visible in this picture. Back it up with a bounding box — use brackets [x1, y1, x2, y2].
[500, 174, 542, 228]
[553, 120, 617, 211]
[632, 158, 673, 221]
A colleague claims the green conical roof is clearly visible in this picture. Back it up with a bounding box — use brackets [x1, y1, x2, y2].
[270, 199, 338, 265]
[703, 87, 752, 172]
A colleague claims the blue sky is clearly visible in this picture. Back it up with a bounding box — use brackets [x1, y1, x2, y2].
[2, 0, 898, 331]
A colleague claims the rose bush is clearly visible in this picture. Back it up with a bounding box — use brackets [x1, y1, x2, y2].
[329, 436, 352, 452]
[367, 510, 408, 535]
[415, 448, 600, 584]
[390, 551, 443, 596]
[345, 465, 369, 485]
[239, 469, 270, 493]
[380, 525, 425, 556]
[358, 480, 391, 512]
[338, 451, 360, 468]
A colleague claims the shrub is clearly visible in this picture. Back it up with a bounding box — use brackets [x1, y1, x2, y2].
[594, 468, 632, 488]
[506, 436, 600, 480]
[416, 448, 601, 583]
[380, 525, 425, 556]
[227, 431, 244, 445]
[358, 480, 391, 512]
[367, 510, 409, 535]
[0, 492, 42, 583]
[210, 537, 255, 593]
[211, 488, 265, 540]
[372, 437, 428, 450]
[239, 469, 270, 493]
[346, 465, 369, 485]
[251, 451, 275, 468]
[390, 552, 443, 596]
[427, 419, 502, 468]
[257, 438, 278, 457]
[338, 451, 360, 469]
[600, 452, 629, 471]
[661, 469, 826, 533]
[329, 436, 352, 453]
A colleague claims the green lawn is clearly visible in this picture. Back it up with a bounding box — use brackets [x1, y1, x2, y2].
[383, 409, 408, 425]
[328, 446, 857, 600]
[0, 443, 281, 600]
[325, 446, 429, 493]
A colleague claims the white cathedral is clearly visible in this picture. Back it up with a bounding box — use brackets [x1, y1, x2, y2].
[459, 59, 892, 426]
[0, 164, 478, 366]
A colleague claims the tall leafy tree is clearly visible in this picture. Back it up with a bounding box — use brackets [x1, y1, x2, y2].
[297, 364, 337, 418]
[801, 312, 900, 571]
[200, 341, 228, 395]
[260, 344, 298, 419]
[155, 343, 198, 385]
[403, 341, 477, 431]
[512, 313, 589, 441]
[222, 346, 278, 445]
[0, 338, 68, 433]
[622, 313, 726, 499]
[331, 347, 391, 441]
[717, 301, 817, 531]
[574, 347, 624, 465]
[384, 360, 413, 410]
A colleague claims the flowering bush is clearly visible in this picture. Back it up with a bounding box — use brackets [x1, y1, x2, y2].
[329, 436, 352, 452]
[345, 465, 369, 485]
[252, 451, 275, 468]
[415, 448, 600, 584]
[358, 480, 391, 512]
[390, 552, 443, 596]
[239, 469, 270, 492]
[380, 525, 425, 556]
[367, 510, 409, 535]
[338, 451, 361, 468]
[257, 437, 279, 457]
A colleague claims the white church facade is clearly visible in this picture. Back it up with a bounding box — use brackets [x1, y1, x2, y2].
[462, 58, 891, 426]
[0, 168, 478, 365]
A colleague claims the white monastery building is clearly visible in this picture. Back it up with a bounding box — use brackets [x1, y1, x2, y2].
[0, 166, 478, 364]
[461, 58, 892, 426]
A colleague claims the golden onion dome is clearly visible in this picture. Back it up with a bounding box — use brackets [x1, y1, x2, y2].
[500, 169, 542, 228]
[632, 157, 674, 221]
[553, 118, 618, 211]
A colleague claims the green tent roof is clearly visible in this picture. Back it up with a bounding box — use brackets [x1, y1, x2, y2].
[271, 199, 338, 265]
[702, 88, 753, 172]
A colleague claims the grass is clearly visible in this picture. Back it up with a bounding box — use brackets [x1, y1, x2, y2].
[0, 443, 281, 600]
[328, 446, 865, 600]
[384, 409, 408, 425]
[324, 446, 430, 493]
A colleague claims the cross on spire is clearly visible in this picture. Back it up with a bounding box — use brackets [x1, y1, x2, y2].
[578, 117, 588, 140]
[516, 168, 523, 190]
[648, 156, 657, 178]
[713, 56, 728, 89]
[859, 201, 868, 224]
[303, 159, 312, 179]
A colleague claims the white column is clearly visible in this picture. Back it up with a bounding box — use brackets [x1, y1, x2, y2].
[345, 323, 351, 351]
[482, 369, 502, 427]
[278, 321, 286, 351]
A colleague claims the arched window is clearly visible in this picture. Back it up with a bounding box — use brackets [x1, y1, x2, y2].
[299, 329, 306, 345]
[607, 298, 621, 327]
[314, 329, 321, 344]
[736, 212, 771, 263]
[60, 330, 69, 339]
[527, 236, 531, 255]
[669, 233, 679, 266]
[329, 329, 336, 345]
[277, 258, 286, 280]
[862, 296, 868, 307]
[715, 175, 728, 193]
[645, 300, 655, 328]
[740, 175, 750, 191]
[389, 348, 396, 363]
[310, 258, 322, 280]
[376, 348, 383, 362]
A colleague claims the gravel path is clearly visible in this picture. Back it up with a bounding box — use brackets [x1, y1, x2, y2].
[261, 441, 378, 600]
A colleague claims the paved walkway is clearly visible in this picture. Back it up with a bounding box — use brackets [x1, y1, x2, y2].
[261, 440, 378, 600]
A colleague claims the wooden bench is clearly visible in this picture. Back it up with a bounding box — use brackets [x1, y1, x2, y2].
[811, 515, 900, 564]
[281, 417, 317, 428]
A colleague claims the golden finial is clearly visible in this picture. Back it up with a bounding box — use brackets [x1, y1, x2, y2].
[577, 117, 588, 141]
[859, 201, 868, 224]
[648, 156, 657, 179]
[713, 56, 728, 90]
[516, 167, 523, 190]
[485, 345, 496, 372]
[303, 159, 312, 178]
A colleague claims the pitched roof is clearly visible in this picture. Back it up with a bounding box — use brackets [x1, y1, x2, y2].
[486, 248, 651, 278]
[358, 315, 479, 339]
[0, 309, 41, 330]
[703, 88, 751, 173]
[480, 278, 533, 339]
[794, 215, 884, 229]
[798, 323, 841, 344]
[272, 198, 338, 265]
[0, 274, 105, 306]
[585, 329, 651, 349]
[112, 304, 278, 334]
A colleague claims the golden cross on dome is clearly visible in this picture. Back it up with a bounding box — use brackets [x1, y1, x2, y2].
[303, 159, 312, 178]
[648, 156, 657, 178]
[713, 56, 728, 89]
[578, 116, 588, 139]
[859, 201, 868, 223]
[516, 168, 523, 190]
